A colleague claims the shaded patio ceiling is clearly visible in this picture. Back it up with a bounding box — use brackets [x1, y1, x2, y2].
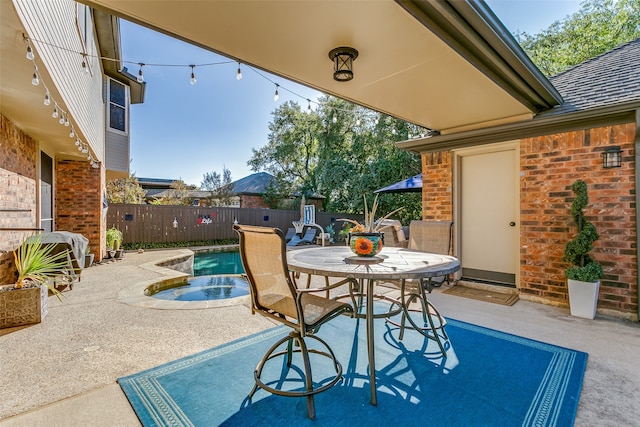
[80, 0, 561, 136]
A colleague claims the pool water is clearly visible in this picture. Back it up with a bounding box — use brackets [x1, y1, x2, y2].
[152, 275, 249, 301]
[150, 249, 249, 301]
[193, 250, 244, 276]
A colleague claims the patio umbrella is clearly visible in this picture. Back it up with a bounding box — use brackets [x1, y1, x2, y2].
[374, 174, 422, 193]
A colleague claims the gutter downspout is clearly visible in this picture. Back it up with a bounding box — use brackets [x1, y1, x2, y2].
[636, 108, 640, 322]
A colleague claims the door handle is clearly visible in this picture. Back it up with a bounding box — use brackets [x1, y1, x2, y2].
[509, 222, 516, 227]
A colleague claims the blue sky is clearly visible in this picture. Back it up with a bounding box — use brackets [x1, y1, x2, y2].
[121, 1, 581, 186]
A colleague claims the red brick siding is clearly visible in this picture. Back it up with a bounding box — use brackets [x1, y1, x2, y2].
[421, 123, 638, 319]
[520, 124, 637, 318]
[55, 160, 104, 260]
[0, 113, 38, 284]
[422, 151, 453, 220]
[240, 195, 269, 209]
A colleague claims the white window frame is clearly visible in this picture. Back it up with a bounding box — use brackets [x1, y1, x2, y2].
[108, 78, 129, 135]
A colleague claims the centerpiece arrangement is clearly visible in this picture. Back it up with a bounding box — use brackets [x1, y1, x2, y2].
[338, 195, 401, 257]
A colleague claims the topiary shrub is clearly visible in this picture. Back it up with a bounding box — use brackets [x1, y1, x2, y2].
[563, 180, 603, 282]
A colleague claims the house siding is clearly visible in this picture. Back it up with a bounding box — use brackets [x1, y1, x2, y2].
[13, 0, 105, 160]
[423, 122, 638, 320]
[0, 113, 38, 285]
[105, 130, 129, 174]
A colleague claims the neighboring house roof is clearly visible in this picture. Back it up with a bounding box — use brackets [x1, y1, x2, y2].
[137, 177, 178, 189]
[538, 37, 640, 118]
[231, 172, 276, 195]
[229, 172, 324, 199]
[398, 37, 640, 153]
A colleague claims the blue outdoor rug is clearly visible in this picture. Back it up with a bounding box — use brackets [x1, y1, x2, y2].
[119, 313, 587, 426]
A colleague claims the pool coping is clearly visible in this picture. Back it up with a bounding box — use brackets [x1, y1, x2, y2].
[118, 247, 250, 310]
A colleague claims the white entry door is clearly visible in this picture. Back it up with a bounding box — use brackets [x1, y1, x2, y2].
[457, 144, 518, 286]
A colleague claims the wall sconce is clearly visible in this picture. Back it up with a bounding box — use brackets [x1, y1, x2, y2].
[172, 218, 179, 228]
[328, 46, 358, 81]
[603, 146, 622, 168]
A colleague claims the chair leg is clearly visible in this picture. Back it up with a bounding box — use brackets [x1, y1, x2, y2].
[250, 332, 342, 420]
[296, 335, 316, 419]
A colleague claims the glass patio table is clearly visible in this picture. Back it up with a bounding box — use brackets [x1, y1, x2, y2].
[287, 245, 460, 405]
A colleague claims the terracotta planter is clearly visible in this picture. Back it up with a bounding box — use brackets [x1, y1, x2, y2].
[348, 232, 384, 257]
[568, 279, 600, 319]
[0, 285, 48, 329]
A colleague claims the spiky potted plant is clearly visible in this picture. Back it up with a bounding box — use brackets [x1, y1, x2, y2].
[338, 195, 402, 257]
[563, 180, 603, 319]
[106, 227, 123, 259]
[0, 234, 70, 328]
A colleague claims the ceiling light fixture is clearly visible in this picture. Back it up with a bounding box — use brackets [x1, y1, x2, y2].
[328, 46, 358, 82]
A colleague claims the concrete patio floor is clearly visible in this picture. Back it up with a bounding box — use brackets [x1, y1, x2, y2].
[1, 249, 639, 426]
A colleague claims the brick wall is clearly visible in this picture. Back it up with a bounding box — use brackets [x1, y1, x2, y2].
[55, 160, 104, 260]
[422, 151, 453, 220]
[520, 124, 637, 319]
[240, 195, 269, 209]
[422, 123, 638, 320]
[0, 113, 38, 285]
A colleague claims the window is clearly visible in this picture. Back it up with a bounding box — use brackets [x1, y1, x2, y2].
[109, 78, 127, 133]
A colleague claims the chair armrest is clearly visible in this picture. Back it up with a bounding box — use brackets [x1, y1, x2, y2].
[296, 277, 356, 294]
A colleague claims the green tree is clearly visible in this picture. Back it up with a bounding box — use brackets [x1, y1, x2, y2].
[201, 166, 233, 206]
[155, 180, 196, 205]
[517, 0, 640, 76]
[106, 176, 146, 204]
[248, 96, 424, 222]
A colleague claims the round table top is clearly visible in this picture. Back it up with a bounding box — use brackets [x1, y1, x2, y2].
[287, 246, 460, 280]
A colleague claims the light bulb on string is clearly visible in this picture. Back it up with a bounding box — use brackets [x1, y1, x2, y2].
[236, 62, 242, 80]
[374, 118, 379, 125]
[274, 84, 279, 102]
[43, 91, 50, 106]
[356, 118, 361, 126]
[391, 128, 396, 135]
[75, 138, 80, 147]
[26, 44, 34, 60]
[332, 113, 337, 123]
[307, 99, 311, 114]
[77, 142, 83, 151]
[64, 115, 70, 126]
[137, 63, 144, 83]
[87, 154, 91, 160]
[31, 67, 39, 86]
[81, 55, 89, 74]
[59, 112, 65, 125]
[189, 65, 196, 85]
[82, 145, 88, 154]
[52, 104, 58, 119]
[69, 126, 75, 138]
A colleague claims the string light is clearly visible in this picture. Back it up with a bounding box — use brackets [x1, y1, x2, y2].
[26, 44, 34, 60]
[24, 36, 100, 170]
[332, 113, 337, 123]
[21, 34, 427, 172]
[81, 55, 89, 74]
[189, 64, 196, 85]
[31, 66, 39, 86]
[137, 63, 144, 83]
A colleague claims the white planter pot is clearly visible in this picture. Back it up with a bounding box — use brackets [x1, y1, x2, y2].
[567, 279, 600, 319]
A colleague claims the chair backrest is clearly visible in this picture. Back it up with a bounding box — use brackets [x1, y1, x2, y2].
[377, 219, 407, 247]
[301, 227, 317, 241]
[234, 224, 299, 319]
[407, 220, 453, 254]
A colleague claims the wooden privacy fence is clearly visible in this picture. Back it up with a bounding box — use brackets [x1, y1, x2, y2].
[107, 204, 360, 245]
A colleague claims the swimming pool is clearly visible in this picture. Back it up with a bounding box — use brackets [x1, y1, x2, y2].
[149, 248, 249, 302]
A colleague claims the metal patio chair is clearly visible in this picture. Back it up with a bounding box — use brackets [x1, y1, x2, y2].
[388, 220, 453, 355]
[234, 224, 353, 419]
